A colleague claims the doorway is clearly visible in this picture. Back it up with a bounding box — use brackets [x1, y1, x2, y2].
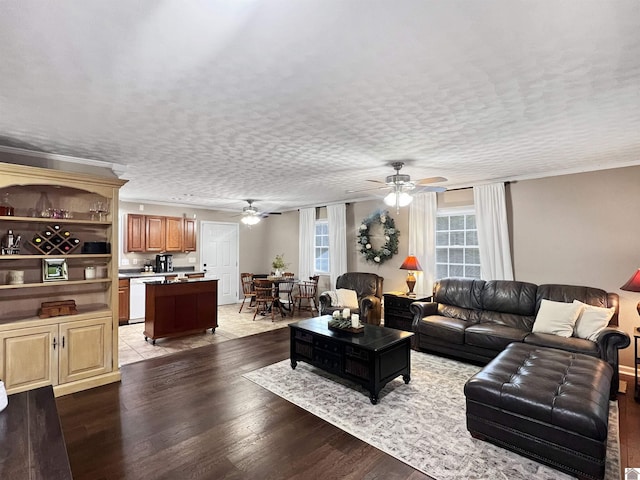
[200, 221, 239, 305]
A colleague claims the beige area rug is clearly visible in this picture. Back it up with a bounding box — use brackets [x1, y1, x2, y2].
[118, 303, 308, 366]
[244, 350, 621, 480]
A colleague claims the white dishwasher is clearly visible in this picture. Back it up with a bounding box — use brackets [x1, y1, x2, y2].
[129, 276, 164, 320]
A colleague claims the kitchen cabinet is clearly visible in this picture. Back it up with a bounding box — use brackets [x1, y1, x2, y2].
[145, 215, 165, 252]
[0, 161, 125, 396]
[126, 214, 196, 253]
[183, 218, 197, 251]
[126, 214, 145, 252]
[118, 278, 130, 325]
[165, 216, 183, 252]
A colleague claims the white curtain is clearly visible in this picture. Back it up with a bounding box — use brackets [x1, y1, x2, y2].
[473, 183, 514, 281]
[408, 192, 437, 295]
[327, 203, 347, 287]
[298, 207, 316, 281]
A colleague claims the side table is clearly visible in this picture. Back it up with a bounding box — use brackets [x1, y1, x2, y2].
[383, 292, 432, 331]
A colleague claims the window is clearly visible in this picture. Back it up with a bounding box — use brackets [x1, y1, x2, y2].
[435, 209, 481, 280]
[314, 220, 329, 273]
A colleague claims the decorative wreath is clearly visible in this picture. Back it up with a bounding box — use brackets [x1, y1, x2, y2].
[357, 209, 399, 265]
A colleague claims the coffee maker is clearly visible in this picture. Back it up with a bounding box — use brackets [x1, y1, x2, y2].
[155, 254, 173, 273]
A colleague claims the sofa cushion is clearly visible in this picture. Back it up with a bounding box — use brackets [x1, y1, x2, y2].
[434, 278, 485, 310]
[481, 280, 538, 316]
[465, 323, 529, 351]
[524, 332, 599, 357]
[416, 316, 467, 345]
[532, 299, 583, 337]
[573, 300, 615, 341]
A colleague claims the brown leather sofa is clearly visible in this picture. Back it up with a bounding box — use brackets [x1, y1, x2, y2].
[410, 278, 630, 398]
[318, 272, 384, 325]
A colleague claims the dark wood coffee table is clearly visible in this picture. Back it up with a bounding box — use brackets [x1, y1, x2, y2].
[289, 316, 413, 404]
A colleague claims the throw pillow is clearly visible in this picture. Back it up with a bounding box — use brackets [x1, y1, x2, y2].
[336, 288, 359, 309]
[572, 300, 615, 341]
[532, 299, 583, 338]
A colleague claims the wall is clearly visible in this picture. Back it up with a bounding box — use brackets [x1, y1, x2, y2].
[508, 165, 640, 371]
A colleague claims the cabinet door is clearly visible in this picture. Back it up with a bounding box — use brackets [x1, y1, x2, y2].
[0, 325, 58, 394]
[58, 317, 112, 384]
[165, 216, 184, 252]
[118, 279, 130, 324]
[126, 214, 146, 252]
[145, 215, 165, 252]
[183, 218, 197, 252]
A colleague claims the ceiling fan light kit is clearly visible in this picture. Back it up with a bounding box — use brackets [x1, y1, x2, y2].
[350, 161, 447, 213]
[240, 215, 260, 225]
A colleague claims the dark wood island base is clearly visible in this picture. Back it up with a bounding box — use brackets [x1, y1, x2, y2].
[289, 316, 413, 404]
[143, 278, 218, 344]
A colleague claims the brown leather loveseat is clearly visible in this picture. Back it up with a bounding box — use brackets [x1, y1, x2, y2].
[410, 277, 630, 397]
[318, 272, 384, 325]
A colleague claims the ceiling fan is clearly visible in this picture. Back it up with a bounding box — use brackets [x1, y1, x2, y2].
[347, 161, 447, 212]
[238, 200, 281, 225]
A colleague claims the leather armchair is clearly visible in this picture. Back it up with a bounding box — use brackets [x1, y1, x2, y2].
[319, 272, 384, 325]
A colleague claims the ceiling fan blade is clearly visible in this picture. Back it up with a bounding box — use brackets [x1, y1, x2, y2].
[346, 185, 388, 194]
[414, 185, 447, 193]
[415, 176, 448, 185]
[366, 179, 387, 184]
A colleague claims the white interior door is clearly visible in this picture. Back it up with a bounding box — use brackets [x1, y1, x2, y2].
[200, 222, 239, 305]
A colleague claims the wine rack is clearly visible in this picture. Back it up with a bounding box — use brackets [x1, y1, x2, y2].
[29, 224, 81, 255]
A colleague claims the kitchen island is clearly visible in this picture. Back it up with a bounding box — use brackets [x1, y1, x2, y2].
[144, 278, 218, 344]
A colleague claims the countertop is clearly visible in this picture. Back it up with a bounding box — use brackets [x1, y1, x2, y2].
[144, 278, 217, 285]
[118, 269, 205, 279]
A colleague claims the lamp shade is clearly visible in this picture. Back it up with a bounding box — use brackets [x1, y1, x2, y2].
[621, 268, 640, 292]
[400, 255, 423, 272]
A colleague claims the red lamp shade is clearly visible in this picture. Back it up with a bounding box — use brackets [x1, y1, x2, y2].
[400, 255, 423, 272]
[621, 268, 640, 316]
[400, 255, 423, 296]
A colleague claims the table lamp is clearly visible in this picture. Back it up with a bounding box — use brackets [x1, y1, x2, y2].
[400, 255, 423, 297]
[621, 268, 640, 315]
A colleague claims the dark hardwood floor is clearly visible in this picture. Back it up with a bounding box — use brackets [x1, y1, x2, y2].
[57, 328, 639, 479]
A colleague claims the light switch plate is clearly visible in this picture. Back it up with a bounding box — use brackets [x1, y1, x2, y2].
[188, 257, 196, 263]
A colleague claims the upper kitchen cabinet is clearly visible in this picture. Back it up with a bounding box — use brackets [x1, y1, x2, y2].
[0, 161, 126, 396]
[145, 215, 165, 252]
[165, 216, 183, 252]
[126, 214, 196, 253]
[126, 214, 145, 252]
[183, 218, 196, 252]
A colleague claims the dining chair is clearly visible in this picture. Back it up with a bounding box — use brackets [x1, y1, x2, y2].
[278, 272, 296, 309]
[239, 273, 256, 313]
[293, 277, 318, 315]
[253, 279, 283, 321]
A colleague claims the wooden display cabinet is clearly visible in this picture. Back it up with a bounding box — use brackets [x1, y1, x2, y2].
[0, 162, 126, 396]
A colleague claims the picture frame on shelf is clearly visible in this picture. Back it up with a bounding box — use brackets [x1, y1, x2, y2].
[42, 258, 68, 282]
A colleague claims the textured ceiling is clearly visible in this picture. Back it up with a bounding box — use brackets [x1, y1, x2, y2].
[1, 1, 640, 214]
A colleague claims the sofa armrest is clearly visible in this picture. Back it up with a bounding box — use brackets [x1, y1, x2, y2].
[318, 292, 333, 314]
[409, 301, 438, 324]
[360, 294, 380, 314]
[595, 326, 631, 399]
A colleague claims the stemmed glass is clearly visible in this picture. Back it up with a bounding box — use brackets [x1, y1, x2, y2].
[89, 201, 109, 221]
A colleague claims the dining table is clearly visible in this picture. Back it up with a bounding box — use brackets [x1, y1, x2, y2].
[265, 276, 298, 316]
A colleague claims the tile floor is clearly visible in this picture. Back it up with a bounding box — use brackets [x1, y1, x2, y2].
[118, 301, 319, 366]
